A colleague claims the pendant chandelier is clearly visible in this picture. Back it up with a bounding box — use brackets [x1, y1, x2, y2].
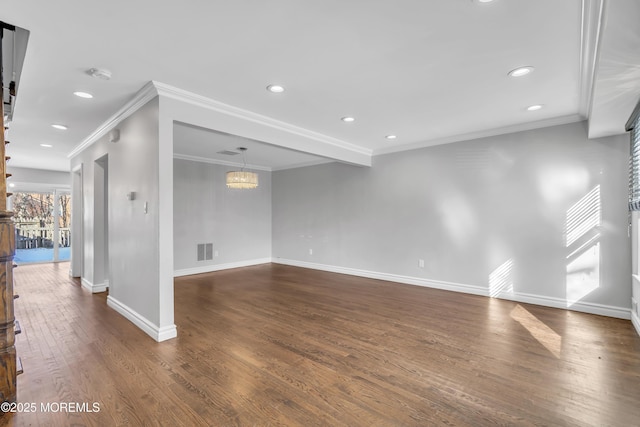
[226, 147, 259, 189]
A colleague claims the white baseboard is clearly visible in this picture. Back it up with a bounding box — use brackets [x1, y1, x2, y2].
[632, 310, 640, 337]
[107, 295, 177, 342]
[174, 258, 272, 277]
[272, 258, 631, 320]
[272, 258, 488, 296]
[81, 278, 108, 293]
[495, 290, 631, 320]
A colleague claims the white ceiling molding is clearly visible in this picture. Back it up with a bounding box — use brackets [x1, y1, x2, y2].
[152, 81, 372, 158]
[173, 152, 332, 172]
[585, 0, 640, 139]
[270, 159, 334, 172]
[374, 114, 584, 156]
[67, 81, 158, 159]
[579, 0, 606, 118]
[68, 80, 373, 166]
[173, 153, 272, 171]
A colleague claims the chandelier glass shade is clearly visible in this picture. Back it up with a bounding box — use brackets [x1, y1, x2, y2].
[226, 170, 259, 189]
[225, 147, 259, 189]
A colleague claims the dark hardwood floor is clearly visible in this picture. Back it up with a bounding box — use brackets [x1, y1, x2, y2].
[2, 262, 640, 426]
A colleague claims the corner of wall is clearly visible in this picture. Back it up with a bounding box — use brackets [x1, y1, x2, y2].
[81, 277, 108, 293]
[107, 295, 177, 342]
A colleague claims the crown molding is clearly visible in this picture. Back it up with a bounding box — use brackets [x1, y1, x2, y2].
[173, 153, 333, 172]
[271, 159, 333, 171]
[579, 0, 605, 119]
[173, 153, 272, 171]
[152, 81, 372, 158]
[68, 80, 372, 164]
[67, 81, 158, 159]
[69, 75, 590, 165]
[373, 114, 584, 156]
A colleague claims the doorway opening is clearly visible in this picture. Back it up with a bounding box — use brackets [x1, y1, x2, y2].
[11, 190, 71, 264]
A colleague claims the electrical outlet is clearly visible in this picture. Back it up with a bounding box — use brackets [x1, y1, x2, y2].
[419, 259, 425, 268]
[309, 248, 313, 255]
[214, 250, 219, 257]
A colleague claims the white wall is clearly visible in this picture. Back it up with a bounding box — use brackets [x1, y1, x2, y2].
[70, 165, 83, 277]
[273, 122, 632, 318]
[70, 97, 177, 341]
[173, 158, 271, 276]
[93, 156, 108, 290]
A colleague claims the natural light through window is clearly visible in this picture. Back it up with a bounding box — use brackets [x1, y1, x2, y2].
[489, 259, 514, 298]
[510, 304, 562, 358]
[12, 191, 72, 264]
[566, 243, 600, 307]
[565, 185, 601, 247]
[565, 186, 601, 306]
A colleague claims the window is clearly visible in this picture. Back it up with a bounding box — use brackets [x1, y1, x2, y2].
[11, 191, 71, 264]
[628, 100, 640, 210]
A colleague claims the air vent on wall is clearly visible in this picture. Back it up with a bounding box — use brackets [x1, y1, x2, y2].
[217, 150, 240, 156]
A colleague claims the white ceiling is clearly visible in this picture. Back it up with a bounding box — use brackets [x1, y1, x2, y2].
[2, 0, 639, 172]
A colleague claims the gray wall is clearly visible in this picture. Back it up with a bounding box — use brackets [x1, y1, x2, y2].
[173, 158, 272, 274]
[70, 97, 176, 339]
[273, 122, 631, 315]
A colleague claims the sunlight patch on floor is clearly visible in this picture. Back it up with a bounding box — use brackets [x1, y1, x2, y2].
[510, 304, 562, 358]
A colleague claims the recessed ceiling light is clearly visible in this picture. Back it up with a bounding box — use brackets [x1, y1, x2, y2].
[266, 84, 285, 93]
[527, 104, 543, 111]
[51, 124, 68, 130]
[73, 91, 93, 99]
[385, 135, 397, 140]
[341, 117, 355, 122]
[87, 68, 112, 80]
[8, 183, 15, 188]
[40, 143, 53, 148]
[508, 66, 534, 77]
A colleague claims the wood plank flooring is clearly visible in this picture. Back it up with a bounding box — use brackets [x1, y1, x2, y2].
[2, 262, 640, 426]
